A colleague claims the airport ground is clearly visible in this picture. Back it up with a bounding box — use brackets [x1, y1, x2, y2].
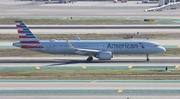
[0, 0, 180, 98]
[1, 0, 180, 17]
[0, 80, 180, 99]
[0, 56, 180, 80]
[0, 17, 180, 25]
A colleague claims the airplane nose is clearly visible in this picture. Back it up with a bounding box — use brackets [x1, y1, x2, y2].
[162, 47, 166, 52]
[160, 46, 166, 52]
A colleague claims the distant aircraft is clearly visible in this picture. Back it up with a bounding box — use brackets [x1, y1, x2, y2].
[13, 20, 166, 62]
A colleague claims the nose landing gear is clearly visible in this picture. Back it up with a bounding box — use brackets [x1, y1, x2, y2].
[146, 54, 149, 61]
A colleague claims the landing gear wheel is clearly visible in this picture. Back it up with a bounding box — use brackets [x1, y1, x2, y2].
[86, 57, 93, 63]
[147, 59, 149, 62]
[146, 54, 149, 62]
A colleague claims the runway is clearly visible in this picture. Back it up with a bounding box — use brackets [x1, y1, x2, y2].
[0, 57, 180, 68]
[1, 26, 180, 34]
[2, 25, 180, 29]
[1, 29, 180, 34]
[1, 95, 180, 99]
[0, 80, 179, 99]
[1, 0, 180, 17]
[0, 58, 179, 99]
[0, 57, 179, 96]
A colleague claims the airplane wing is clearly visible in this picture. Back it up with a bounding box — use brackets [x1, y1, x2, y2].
[66, 40, 101, 55]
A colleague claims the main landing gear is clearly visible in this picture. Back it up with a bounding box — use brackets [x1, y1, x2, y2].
[146, 54, 149, 62]
[87, 56, 93, 62]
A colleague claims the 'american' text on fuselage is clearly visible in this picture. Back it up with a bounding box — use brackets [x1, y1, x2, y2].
[107, 43, 139, 49]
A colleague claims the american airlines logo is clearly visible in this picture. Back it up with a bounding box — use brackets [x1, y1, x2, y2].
[139, 43, 145, 49]
[107, 43, 139, 49]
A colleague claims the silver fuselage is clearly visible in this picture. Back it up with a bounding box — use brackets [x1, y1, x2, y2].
[13, 40, 166, 55]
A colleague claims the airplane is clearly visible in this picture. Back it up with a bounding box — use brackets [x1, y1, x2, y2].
[13, 20, 166, 62]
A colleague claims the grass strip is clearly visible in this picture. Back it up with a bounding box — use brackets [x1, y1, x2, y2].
[0, 18, 176, 25]
[1, 34, 180, 40]
[0, 70, 180, 80]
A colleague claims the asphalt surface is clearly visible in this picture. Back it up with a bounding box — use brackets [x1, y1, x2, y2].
[1, 95, 180, 99]
[0, 80, 179, 99]
[2, 29, 180, 34]
[0, 57, 180, 67]
[1, 0, 180, 17]
[0, 57, 179, 71]
[1, 81, 180, 90]
[2, 25, 180, 29]
[1, 25, 180, 34]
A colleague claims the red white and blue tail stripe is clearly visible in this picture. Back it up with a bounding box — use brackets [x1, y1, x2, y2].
[15, 20, 43, 49]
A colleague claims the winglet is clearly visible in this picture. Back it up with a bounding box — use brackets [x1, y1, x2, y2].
[75, 34, 81, 41]
[66, 40, 76, 50]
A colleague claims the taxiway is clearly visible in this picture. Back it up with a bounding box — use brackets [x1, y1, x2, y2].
[0, 57, 180, 67]
[1, 0, 180, 17]
[0, 80, 179, 99]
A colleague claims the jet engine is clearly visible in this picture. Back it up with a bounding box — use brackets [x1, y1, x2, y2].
[97, 51, 112, 60]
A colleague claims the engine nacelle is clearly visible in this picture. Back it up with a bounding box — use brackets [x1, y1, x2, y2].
[98, 51, 112, 60]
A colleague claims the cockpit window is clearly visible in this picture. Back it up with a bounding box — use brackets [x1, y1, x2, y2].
[154, 44, 160, 47]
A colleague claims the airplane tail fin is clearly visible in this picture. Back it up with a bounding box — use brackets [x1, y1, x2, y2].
[15, 20, 43, 49]
[15, 20, 39, 44]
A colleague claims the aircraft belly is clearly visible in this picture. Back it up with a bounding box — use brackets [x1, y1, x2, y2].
[34, 47, 150, 55]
